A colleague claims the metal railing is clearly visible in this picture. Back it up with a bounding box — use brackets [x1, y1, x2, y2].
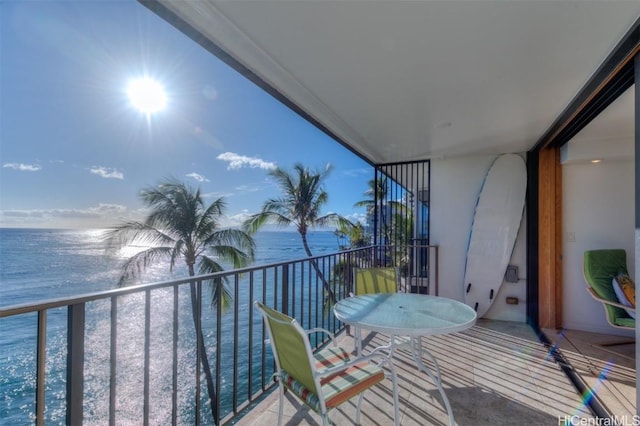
[0, 244, 438, 425]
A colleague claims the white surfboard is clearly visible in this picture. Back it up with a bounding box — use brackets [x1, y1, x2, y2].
[463, 154, 527, 318]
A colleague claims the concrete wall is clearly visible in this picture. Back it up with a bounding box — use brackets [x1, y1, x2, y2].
[430, 143, 635, 330]
[562, 140, 635, 336]
[430, 154, 528, 322]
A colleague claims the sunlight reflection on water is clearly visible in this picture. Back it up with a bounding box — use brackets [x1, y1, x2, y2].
[1, 229, 338, 424]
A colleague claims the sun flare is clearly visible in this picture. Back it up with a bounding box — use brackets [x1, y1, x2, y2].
[127, 78, 167, 114]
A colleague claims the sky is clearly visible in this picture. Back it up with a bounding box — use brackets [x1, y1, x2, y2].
[0, 0, 373, 230]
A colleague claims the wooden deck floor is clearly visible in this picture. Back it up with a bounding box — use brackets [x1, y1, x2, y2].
[238, 320, 635, 425]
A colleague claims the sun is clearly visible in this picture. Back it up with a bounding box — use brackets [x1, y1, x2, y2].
[127, 77, 167, 114]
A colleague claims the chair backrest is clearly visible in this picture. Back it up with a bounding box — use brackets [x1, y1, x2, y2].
[254, 302, 320, 397]
[583, 249, 630, 325]
[353, 267, 398, 295]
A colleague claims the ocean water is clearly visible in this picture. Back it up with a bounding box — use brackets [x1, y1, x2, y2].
[0, 228, 340, 424]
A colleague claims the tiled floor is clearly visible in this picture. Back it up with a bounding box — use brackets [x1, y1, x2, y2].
[238, 320, 635, 425]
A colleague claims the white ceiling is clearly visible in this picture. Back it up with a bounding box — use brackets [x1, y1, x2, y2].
[155, 1, 639, 165]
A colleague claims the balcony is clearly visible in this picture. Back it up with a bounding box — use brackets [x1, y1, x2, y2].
[240, 322, 635, 425]
[0, 244, 634, 425]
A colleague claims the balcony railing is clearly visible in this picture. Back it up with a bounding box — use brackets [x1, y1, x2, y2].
[0, 244, 438, 425]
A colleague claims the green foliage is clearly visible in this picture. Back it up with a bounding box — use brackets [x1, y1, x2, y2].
[244, 163, 355, 305]
[243, 163, 354, 253]
[335, 221, 371, 249]
[104, 178, 255, 308]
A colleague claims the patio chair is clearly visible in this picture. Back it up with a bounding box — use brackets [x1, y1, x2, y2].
[351, 267, 399, 354]
[351, 267, 436, 387]
[583, 249, 635, 344]
[254, 301, 399, 426]
[353, 266, 399, 296]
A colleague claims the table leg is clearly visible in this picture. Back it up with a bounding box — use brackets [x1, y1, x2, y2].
[409, 337, 455, 426]
[356, 331, 399, 424]
[355, 326, 362, 356]
[390, 338, 400, 426]
[367, 337, 400, 426]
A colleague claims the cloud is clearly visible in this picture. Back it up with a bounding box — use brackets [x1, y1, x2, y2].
[3, 204, 127, 220]
[88, 203, 128, 215]
[223, 209, 253, 227]
[0, 203, 130, 225]
[342, 167, 371, 177]
[0, 203, 132, 228]
[90, 166, 124, 179]
[202, 190, 233, 200]
[3, 210, 44, 219]
[217, 152, 276, 171]
[186, 172, 210, 183]
[3, 162, 41, 171]
[346, 212, 368, 225]
[234, 184, 262, 193]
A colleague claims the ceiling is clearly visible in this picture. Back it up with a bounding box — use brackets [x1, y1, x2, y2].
[149, 1, 639, 165]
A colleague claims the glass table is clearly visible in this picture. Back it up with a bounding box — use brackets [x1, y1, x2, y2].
[334, 293, 477, 426]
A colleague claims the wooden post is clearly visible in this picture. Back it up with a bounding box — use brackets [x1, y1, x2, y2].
[538, 147, 563, 329]
[634, 51, 639, 414]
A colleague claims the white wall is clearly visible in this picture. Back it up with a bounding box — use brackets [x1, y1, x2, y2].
[430, 154, 528, 322]
[562, 157, 635, 336]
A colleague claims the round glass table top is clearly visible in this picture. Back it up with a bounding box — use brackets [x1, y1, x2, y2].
[334, 293, 477, 336]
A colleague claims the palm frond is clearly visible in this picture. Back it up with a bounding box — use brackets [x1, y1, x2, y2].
[117, 246, 173, 286]
[218, 228, 255, 254]
[268, 167, 296, 193]
[353, 199, 373, 208]
[322, 214, 356, 231]
[243, 210, 292, 234]
[103, 222, 174, 252]
[170, 239, 186, 271]
[212, 244, 254, 269]
[198, 256, 233, 309]
[262, 198, 291, 216]
[203, 228, 255, 267]
[194, 198, 227, 248]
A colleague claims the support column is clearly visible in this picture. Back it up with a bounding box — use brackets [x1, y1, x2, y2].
[538, 147, 563, 329]
[634, 52, 639, 416]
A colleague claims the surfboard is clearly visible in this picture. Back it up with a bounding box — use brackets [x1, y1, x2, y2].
[463, 154, 527, 318]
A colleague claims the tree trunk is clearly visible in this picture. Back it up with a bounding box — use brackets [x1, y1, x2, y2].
[187, 268, 218, 423]
[300, 231, 336, 304]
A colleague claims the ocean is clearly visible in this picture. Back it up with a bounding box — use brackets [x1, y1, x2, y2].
[0, 228, 341, 424]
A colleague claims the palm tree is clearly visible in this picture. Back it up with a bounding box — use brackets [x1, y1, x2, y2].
[354, 176, 388, 214]
[354, 176, 390, 244]
[243, 163, 353, 304]
[335, 221, 369, 249]
[104, 179, 255, 422]
[356, 176, 411, 266]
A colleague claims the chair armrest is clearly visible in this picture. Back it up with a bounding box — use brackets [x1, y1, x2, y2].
[265, 328, 337, 346]
[586, 287, 636, 312]
[306, 327, 337, 346]
[315, 348, 389, 379]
